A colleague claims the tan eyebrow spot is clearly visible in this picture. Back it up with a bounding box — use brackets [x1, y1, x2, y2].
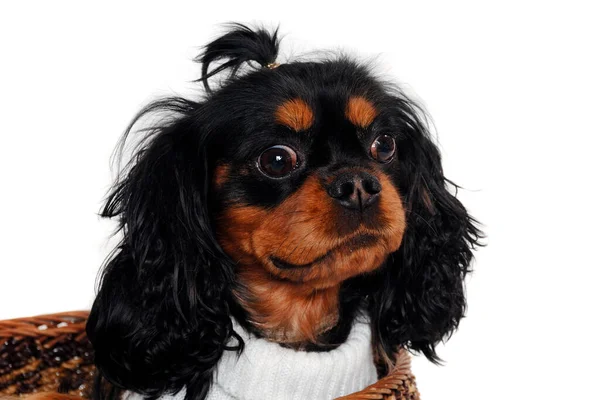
[345, 96, 378, 128]
[213, 163, 230, 189]
[274, 98, 315, 132]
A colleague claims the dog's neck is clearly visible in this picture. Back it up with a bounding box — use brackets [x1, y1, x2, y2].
[233, 266, 341, 346]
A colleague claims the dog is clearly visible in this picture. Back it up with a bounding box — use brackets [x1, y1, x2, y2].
[86, 24, 482, 400]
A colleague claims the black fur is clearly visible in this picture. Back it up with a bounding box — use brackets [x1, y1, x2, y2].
[197, 23, 280, 93]
[87, 24, 483, 400]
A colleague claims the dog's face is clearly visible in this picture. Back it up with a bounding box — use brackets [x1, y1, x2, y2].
[204, 68, 417, 341]
[214, 95, 406, 289]
[87, 25, 481, 399]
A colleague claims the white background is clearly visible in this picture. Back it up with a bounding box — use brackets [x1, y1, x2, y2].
[1, 1, 599, 399]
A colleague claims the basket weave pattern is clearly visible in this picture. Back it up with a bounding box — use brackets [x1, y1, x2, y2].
[0, 312, 94, 397]
[336, 350, 419, 400]
[0, 312, 419, 399]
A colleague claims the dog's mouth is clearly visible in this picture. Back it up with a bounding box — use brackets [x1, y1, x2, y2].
[269, 233, 380, 270]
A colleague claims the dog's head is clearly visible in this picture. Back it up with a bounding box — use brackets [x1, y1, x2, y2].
[87, 24, 482, 399]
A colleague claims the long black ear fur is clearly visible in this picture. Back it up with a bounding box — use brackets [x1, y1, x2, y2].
[86, 98, 241, 400]
[369, 97, 484, 370]
[87, 24, 282, 400]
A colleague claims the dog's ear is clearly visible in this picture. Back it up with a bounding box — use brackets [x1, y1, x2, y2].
[370, 96, 483, 369]
[86, 98, 240, 400]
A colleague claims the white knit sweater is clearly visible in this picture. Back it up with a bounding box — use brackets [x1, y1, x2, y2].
[125, 315, 378, 400]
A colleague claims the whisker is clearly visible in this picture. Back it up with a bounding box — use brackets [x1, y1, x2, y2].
[285, 217, 315, 227]
[280, 209, 307, 217]
[286, 225, 320, 260]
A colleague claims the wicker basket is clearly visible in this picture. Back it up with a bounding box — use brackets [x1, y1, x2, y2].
[0, 312, 94, 398]
[0, 312, 419, 399]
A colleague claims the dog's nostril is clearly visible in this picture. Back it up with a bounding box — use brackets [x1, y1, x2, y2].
[328, 180, 351, 199]
[340, 181, 355, 198]
[362, 177, 382, 195]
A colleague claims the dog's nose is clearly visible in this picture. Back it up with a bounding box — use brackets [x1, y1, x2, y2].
[326, 171, 381, 211]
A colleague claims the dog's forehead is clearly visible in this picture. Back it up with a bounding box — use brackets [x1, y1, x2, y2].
[209, 63, 391, 157]
[272, 95, 378, 133]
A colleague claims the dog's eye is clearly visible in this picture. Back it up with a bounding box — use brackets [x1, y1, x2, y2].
[258, 145, 298, 178]
[370, 135, 396, 163]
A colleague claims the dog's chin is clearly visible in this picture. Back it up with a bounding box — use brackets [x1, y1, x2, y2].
[262, 233, 395, 289]
[270, 233, 381, 269]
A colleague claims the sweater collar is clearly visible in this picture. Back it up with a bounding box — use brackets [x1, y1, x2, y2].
[210, 315, 378, 400]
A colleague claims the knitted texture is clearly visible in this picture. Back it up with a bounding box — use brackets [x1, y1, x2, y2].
[125, 316, 377, 400]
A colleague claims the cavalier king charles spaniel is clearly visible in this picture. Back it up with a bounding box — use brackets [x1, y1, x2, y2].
[86, 24, 482, 400]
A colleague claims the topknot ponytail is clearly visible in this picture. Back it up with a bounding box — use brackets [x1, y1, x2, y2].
[196, 23, 280, 93]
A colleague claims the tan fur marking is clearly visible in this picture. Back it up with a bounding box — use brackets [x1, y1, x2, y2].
[234, 269, 340, 343]
[274, 98, 314, 131]
[216, 172, 406, 344]
[213, 164, 230, 189]
[346, 96, 378, 128]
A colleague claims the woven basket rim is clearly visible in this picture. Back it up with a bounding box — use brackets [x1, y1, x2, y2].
[0, 311, 90, 339]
